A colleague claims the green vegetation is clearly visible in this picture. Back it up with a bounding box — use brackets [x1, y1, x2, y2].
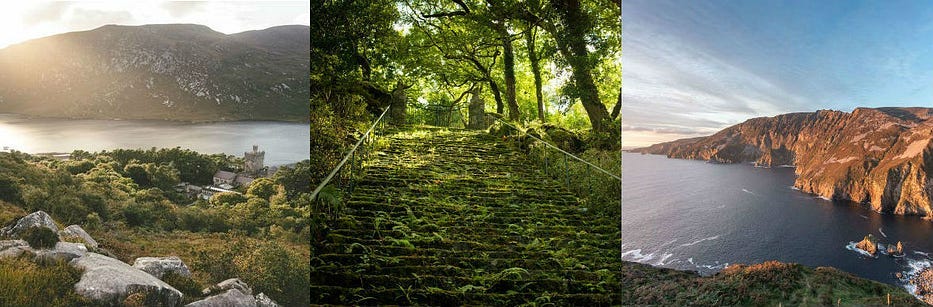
[22, 227, 59, 249]
[0, 257, 96, 307]
[621, 260, 923, 306]
[311, 127, 621, 305]
[0, 150, 311, 305]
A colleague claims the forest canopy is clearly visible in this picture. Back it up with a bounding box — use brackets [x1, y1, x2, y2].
[312, 0, 619, 178]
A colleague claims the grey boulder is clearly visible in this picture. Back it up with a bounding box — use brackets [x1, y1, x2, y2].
[133, 256, 192, 279]
[185, 289, 256, 307]
[1, 211, 58, 237]
[254, 293, 280, 307]
[59, 225, 99, 249]
[0, 240, 33, 258]
[35, 242, 87, 262]
[202, 278, 251, 296]
[70, 252, 182, 306]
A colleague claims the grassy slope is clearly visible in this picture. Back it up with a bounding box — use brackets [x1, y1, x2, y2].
[623, 260, 924, 306]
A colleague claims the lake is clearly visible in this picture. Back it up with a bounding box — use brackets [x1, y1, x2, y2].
[0, 113, 309, 165]
[623, 152, 933, 295]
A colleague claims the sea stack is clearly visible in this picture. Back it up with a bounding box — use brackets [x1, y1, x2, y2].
[887, 241, 904, 257]
[856, 234, 878, 256]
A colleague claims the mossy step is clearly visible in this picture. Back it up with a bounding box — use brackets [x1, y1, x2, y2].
[315, 254, 620, 272]
[310, 271, 615, 296]
[311, 284, 619, 306]
[343, 198, 582, 215]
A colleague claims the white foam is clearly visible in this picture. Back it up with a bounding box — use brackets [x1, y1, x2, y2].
[815, 196, 832, 201]
[915, 251, 931, 258]
[621, 249, 655, 262]
[687, 258, 694, 265]
[859, 214, 869, 220]
[658, 239, 678, 249]
[656, 253, 674, 266]
[879, 227, 887, 238]
[741, 188, 757, 196]
[776, 165, 795, 168]
[678, 235, 720, 248]
[789, 186, 800, 190]
[901, 258, 933, 299]
[845, 241, 877, 258]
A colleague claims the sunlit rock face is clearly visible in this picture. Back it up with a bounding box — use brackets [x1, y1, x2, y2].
[0, 24, 309, 122]
[632, 107, 933, 217]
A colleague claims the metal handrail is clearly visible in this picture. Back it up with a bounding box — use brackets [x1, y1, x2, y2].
[490, 116, 621, 181]
[311, 106, 391, 200]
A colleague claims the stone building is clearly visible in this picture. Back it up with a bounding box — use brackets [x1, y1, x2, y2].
[244, 145, 265, 176]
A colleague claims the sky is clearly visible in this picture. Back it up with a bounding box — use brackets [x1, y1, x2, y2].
[0, 1, 310, 49]
[623, 0, 933, 148]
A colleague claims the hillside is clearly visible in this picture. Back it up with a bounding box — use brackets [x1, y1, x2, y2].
[632, 107, 933, 216]
[0, 24, 309, 122]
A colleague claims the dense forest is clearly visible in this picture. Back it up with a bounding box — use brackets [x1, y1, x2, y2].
[0, 149, 311, 305]
[311, 0, 621, 181]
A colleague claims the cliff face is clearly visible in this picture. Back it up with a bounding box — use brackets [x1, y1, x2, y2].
[632, 107, 933, 216]
[0, 24, 310, 122]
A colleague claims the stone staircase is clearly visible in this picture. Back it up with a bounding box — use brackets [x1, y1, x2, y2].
[311, 127, 621, 306]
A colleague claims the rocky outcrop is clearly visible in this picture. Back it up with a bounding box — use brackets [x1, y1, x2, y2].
[0, 239, 32, 258]
[133, 256, 191, 279]
[190, 278, 280, 307]
[911, 267, 933, 305]
[888, 241, 905, 257]
[1, 211, 58, 237]
[633, 108, 933, 217]
[856, 234, 878, 256]
[70, 252, 183, 306]
[186, 289, 256, 307]
[202, 278, 251, 296]
[59, 225, 99, 249]
[35, 242, 87, 262]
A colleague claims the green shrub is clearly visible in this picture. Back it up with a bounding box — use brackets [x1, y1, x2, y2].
[163, 272, 204, 303]
[22, 227, 59, 249]
[233, 243, 310, 306]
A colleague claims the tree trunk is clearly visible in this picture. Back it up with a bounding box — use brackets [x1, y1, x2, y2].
[550, 0, 610, 132]
[496, 21, 520, 121]
[610, 90, 621, 120]
[468, 85, 488, 130]
[389, 81, 408, 125]
[488, 78, 504, 114]
[525, 26, 545, 122]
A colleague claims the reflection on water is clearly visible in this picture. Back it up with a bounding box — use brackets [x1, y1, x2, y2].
[0, 113, 308, 165]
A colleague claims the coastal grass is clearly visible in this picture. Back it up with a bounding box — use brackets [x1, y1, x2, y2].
[0, 256, 97, 307]
[622, 260, 923, 306]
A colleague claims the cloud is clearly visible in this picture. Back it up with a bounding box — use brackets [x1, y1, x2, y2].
[161, 2, 206, 17]
[23, 3, 73, 25]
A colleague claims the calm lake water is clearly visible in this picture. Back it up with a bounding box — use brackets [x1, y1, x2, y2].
[623, 152, 933, 295]
[0, 113, 309, 165]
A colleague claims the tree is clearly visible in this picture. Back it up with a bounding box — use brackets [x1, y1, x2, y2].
[247, 178, 277, 200]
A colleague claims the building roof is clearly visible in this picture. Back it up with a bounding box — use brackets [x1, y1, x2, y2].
[214, 170, 237, 180]
[235, 176, 255, 186]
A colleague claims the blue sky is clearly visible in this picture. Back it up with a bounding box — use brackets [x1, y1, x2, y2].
[623, 0, 933, 147]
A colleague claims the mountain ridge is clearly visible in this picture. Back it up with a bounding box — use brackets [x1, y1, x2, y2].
[0, 23, 309, 122]
[632, 107, 933, 216]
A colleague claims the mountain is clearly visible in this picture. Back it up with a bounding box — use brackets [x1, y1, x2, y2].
[632, 107, 933, 216]
[0, 24, 309, 122]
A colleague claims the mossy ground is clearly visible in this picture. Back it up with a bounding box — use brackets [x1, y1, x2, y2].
[311, 126, 622, 306]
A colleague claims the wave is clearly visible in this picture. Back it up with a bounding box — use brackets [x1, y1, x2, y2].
[656, 253, 674, 266]
[658, 239, 678, 249]
[789, 186, 800, 190]
[741, 188, 757, 196]
[859, 214, 869, 220]
[879, 227, 887, 238]
[845, 241, 877, 258]
[915, 251, 931, 258]
[621, 249, 655, 262]
[776, 164, 795, 168]
[678, 235, 720, 248]
[815, 196, 832, 201]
